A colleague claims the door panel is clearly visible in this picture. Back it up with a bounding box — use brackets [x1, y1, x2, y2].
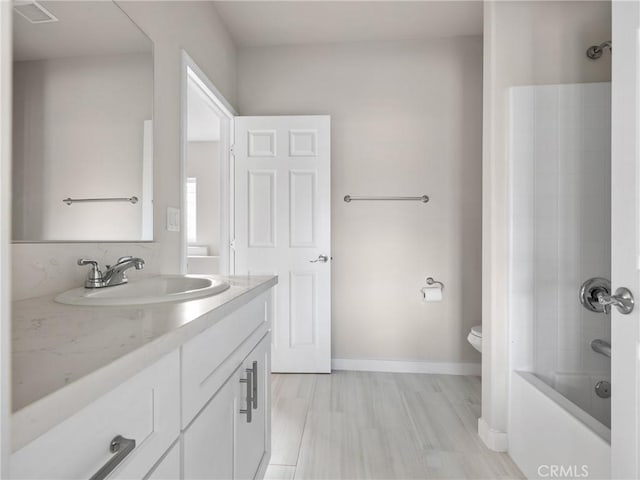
[234, 116, 331, 373]
[611, 2, 640, 477]
[248, 171, 276, 247]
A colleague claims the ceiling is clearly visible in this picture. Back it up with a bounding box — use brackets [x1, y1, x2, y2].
[13, 1, 151, 61]
[213, 1, 483, 48]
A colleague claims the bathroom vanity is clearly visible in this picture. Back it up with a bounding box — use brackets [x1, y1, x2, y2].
[9, 275, 277, 480]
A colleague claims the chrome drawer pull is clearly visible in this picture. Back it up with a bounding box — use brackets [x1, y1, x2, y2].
[239, 368, 253, 423]
[89, 435, 136, 480]
[251, 360, 258, 410]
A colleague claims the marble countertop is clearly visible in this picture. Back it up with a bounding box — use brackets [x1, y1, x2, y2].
[11, 275, 277, 451]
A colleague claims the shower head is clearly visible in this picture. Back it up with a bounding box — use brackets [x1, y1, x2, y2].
[586, 41, 612, 60]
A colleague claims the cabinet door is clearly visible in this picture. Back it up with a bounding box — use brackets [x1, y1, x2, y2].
[235, 333, 271, 480]
[183, 376, 235, 480]
[147, 442, 180, 480]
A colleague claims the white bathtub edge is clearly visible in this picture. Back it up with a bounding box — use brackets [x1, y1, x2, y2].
[516, 371, 611, 443]
[509, 371, 610, 479]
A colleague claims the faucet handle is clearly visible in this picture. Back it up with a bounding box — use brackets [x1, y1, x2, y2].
[77, 259, 104, 288]
[78, 258, 97, 267]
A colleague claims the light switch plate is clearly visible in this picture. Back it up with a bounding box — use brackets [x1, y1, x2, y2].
[166, 207, 180, 232]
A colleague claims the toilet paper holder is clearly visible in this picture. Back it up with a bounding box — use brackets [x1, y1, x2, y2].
[424, 277, 444, 289]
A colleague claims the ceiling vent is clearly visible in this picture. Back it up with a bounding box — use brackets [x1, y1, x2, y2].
[13, 1, 58, 24]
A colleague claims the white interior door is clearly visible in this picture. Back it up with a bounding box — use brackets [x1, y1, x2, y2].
[233, 116, 331, 373]
[612, 2, 640, 477]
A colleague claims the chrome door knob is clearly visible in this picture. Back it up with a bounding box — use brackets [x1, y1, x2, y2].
[310, 254, 329, 263]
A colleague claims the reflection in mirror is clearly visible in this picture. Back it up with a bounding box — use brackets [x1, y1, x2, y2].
[12, 1, 153, 242]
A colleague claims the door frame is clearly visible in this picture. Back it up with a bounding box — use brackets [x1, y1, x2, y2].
[179, 51, 237, 275]
[611, 1, 640, 477]
[0, 0, 11, 474]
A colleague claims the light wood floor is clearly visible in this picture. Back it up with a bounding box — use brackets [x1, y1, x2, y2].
[265, 371, 524, 480]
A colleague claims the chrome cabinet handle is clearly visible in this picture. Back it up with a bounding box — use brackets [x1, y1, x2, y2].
[239, 368, 253, 423]
[310, 254, 329, 263]
[251, 360, 258, 409]
[89, 435, 136, 480]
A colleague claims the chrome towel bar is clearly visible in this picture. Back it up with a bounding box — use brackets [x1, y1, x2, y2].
[344, 195, 429, 203]
[63, 196, 139, 206]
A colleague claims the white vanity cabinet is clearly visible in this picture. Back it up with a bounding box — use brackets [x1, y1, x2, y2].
[183, 376, 235, 479]
[10, 351, 181, 480]
[235, 335, 271, 480]
[182, 294, 272, 480]
[183, 334, 271, 480]
[146, 442, 181, 480]
[10, 286, 274, 480]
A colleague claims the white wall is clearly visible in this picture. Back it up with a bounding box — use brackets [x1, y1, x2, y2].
[238, 37, 483, 368]
[482, 0, 611, 449]
[12, 53, 151, 241]
[11, 1, 237, 300]
[186, 141, 220, 254]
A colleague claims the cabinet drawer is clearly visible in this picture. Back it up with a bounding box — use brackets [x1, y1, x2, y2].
[10, 351, 180, 480]
[182, 293, 270, 426]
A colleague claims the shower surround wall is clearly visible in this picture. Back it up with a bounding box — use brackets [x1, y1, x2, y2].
[482, 1, 612, 448]
[509, 82, 611, 427]
[508, 82, 612, 478]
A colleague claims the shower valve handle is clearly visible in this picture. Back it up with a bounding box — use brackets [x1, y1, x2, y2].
[580, 277, 634, 315]
[597, 288, 634, 315]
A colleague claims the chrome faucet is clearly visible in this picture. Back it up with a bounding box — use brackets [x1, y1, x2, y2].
[78, 256, 145, 288]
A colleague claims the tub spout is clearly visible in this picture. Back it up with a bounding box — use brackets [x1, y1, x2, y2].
[591, 339, 611, 359]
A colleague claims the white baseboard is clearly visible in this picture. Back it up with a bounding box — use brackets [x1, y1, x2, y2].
[478, 417, 508, 452]
[331, 358, 482, 376]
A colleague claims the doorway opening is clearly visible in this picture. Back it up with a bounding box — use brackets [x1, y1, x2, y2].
[180, 51, 235, 275]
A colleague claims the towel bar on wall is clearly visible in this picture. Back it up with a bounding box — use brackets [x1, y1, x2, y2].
[343, 195, 429, 203]
[63, 196, 139, 206]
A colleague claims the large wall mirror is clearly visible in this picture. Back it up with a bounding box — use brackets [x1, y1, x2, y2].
[12, 1, 153, 242]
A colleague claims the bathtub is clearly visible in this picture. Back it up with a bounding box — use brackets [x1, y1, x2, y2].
[545, 372, 611, 428]
[509, 372, 610, 479]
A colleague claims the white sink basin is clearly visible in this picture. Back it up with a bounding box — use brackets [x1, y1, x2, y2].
[54, 275, 231, 306]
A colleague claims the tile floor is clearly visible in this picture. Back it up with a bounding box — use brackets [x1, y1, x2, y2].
[265, 371, 524, 480]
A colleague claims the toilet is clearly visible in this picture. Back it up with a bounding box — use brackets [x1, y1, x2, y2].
[467, 325, 482, 353]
